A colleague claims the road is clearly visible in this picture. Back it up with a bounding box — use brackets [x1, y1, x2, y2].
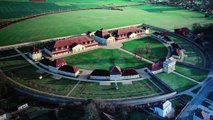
[176, 76, 213, 120]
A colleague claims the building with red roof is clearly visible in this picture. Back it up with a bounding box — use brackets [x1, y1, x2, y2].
[174, 27, 190, 36]
[29, 48, 42, 61]
[172, 49, 182, 59]
[110, 66, 122, 80]
[49, 59, 66, 68]
[58, 65, 80, 77]
[112, 27, 144, 40]
[152, 32, 173, 44]
[94, 28, 115, 45]
[44, 35, 98, 57]
[89, 66, 140, 80]
[122, 68, 140, 79]
[90, 69, 110, 80]
[39, 58, 66, 72]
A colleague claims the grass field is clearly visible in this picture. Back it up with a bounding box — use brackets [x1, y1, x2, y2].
[0, 0, 141, 19]
[64, 48, 150, 70]
[6, 65, 77, 95]
[169, 35, 207, 67]
[175, 64, 209, 82]
[0, 49, 18, 57]
[156, 72, 197, 92]
[70, 79, 162, 99]
[122, 37, 168, 62]
[0, 56, 29, 71]
[0, 4, 212, 46]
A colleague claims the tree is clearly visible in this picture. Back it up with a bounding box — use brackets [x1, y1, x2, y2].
[81, 101, 101, 120]
[116, 105, 132, 120]
[145, 43, 151, 54]
[192, 23, 201, 34]
[133, 47, 145, 57]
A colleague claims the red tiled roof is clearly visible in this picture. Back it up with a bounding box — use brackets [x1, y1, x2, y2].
[90, 69, 110, 76]
[95, 28, 110, 38]
[49, 59, 66, 67]
[172, 49, 181, 56]
[49, 36, 94, 50]
[40, 58, 51, 65]
[59, 65, 79, 73]
[181, 27, 189, 32]
[31, 48, 40, 54]
[110, 66, 122, 75]
[149, 62, 163, 71]
[114, 27, 141, 36]
[122, 68, 139, 76]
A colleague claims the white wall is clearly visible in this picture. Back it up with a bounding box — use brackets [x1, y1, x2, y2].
[90, 75, 109, 80]
[72, 44, 85, 53]
[110, 75, 122, 81]
[58, 70, 79, 77]
[122, 75, 140, 80]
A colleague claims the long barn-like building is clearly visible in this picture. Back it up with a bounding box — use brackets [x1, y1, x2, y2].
[44, 35, 99, 57]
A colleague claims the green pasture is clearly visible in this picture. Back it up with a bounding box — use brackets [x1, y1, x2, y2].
[122, 37, 168, 62]
[156, 72, 197, 92]
[70, 79, 161, 99]
[0, 4, 212, 46]
[175, 64, 209, 82]
[64, 48, 150, 70]
[169, 35, 207, 67]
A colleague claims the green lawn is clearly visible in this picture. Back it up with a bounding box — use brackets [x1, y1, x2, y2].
[175, 64, 209, 82]
[0, 49, 18, 57]
[169, 35, 207, 67]
[70, 79, 162, 99]
[6, 66, 78, 95]
[0, 56, 29, 71]
[156, 72, 197, 92]
[64, 48, 150, 70]
[0, 4, 212, 46]
[122, 37, 168, 62]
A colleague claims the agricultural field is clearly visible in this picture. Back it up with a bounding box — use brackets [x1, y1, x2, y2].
[169, 35, 207, 67]
[0, 4, 212, 46]
[64, 48, 150, 70]
[122, 37, 168, 62]
[156, 72, 197, 92]
[175, 64, 209, 82]
[69, 79, 162, 99]
[0, 0, 143, 19]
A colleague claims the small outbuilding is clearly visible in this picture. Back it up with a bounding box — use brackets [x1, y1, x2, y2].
[29, 48, 42, 61]
[154, 100, 172, 117]
[58, 65, 80, 77]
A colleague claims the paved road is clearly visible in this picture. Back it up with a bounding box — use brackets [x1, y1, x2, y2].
[176, 77, 213, 120]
